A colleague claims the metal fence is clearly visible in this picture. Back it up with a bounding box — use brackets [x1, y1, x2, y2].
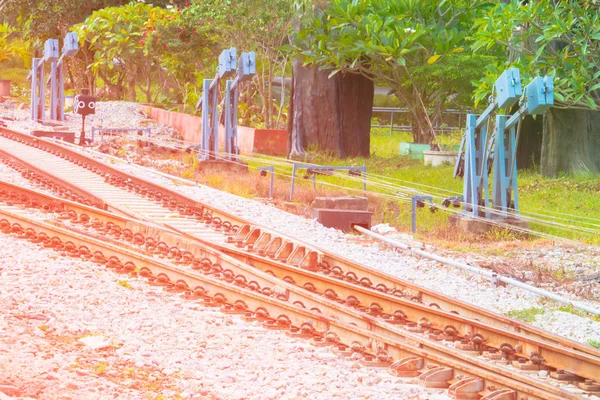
[371, 107, 470, 135]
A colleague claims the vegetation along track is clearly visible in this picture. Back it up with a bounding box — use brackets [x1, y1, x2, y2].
[0, 126, 599, 398]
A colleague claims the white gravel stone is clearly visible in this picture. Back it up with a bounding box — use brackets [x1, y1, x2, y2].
[0, 233, 446, 399]
[5, 102, 179, 141]
[3, 106, 599, 347]
[101, 160, 600, 345]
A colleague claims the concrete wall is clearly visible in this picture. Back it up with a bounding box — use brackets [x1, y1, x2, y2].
[139, 105, 288, 156]
[139, 105, 203, 144]
[253, 129, 288, 156]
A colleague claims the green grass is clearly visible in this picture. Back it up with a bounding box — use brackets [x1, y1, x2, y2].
[248, 127, 600, 244]
[557, 304, 587, 317]
[506, 303, 599, 325]
[6, 64, 597, 244]
[1, 67, 30, 103]
[505, 307, 546, 323]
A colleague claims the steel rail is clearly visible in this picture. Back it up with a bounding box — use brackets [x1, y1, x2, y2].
[0, 129, 243, 226]
[355, 225, 600, 315]
[0, 127, 599, 385]
[0, 206, 584, 400]
[0, 147, 108, 211]
[1, 180, 599, 390]
[1, 128, 599, 343]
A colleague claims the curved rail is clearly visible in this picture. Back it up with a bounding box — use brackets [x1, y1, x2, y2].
[0, 201, 583, 400]
[0, 126, 599, 395]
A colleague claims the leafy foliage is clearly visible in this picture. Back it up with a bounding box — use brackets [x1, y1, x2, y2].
[295, 0, 494, 143]
[143, 4, 218, 106]
[76, 3, 168, 101]
[1, 0, 189, 41]
[2, 0, 131, 42]
[73, 0, 293, 122]
[471, 0, 600, 110]
[183, 0, 294, 127]
[0, 22, 29, 65]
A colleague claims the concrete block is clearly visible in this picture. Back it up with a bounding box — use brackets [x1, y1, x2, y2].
[312, 196, 368, 211]
[32, 130, 75, 144]
[197, 160, 248, 174]
[449, 214, 529, 236]
[253, 129, 288, 156]
[313, 208, 372, 233]
[399, 142, 431, 159]
[0, 80, 11, 97]
[423, 151, 458, 167]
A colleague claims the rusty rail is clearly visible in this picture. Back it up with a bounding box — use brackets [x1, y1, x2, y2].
[0, 126, 599, 396]
[0, 204, 584, 400]
[1, 180, 599, 397]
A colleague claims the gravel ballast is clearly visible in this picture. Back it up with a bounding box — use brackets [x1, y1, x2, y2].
[105, 160, 600, 346]
[0, 234, 445, 400]
[5, 102, 179, 140]
[2, 103, 599, 355]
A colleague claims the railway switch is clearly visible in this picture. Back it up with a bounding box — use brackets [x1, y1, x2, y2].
[453, 67, 554, 222]
[30, 33, 80, 122]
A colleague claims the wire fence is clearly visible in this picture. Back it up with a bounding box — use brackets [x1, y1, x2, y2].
[84, 132, 600, 246]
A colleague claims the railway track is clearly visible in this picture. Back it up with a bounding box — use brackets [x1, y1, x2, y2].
[1, 126, 599, 399]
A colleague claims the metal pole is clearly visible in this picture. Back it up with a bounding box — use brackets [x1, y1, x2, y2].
[353, 226, 600, 316]
[232, 83, 239, 157]
[389, 112, 394, 135]
[80, 115, 86, 146]
[39, 63, 45, 122]
[50, 61, 58, 120]
[200, 79, 210, 161]
[362, 166, 367, 196]
[411, 197, 417, 233]
[58, 63, 65, 121]
[210, 83, 219, 160]
[269, 168, 274, 198]
[30, 59, 39, 121]
[224, 80, 232, 156]
[290, 163, 297, 201]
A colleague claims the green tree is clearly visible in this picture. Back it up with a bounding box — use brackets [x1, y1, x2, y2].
[471, 0, 600, 175]
[296, 0, 493, 144]
[1, 0, 187, 42]
[184, 0, 294, 128]
[411, 53, 497, 127]
[144, 4, 220, 109]
[2, 0, 190, 99]
[2, 0, 132, 43]
[0, 22, 30, 76]
[76, 2, 169, 101]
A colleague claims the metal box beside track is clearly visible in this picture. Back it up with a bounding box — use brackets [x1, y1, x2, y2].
[238, 52, 256, 82]
[494, 67, 522, 109]
[62, 32, 79, 57]
[312, 208, 372, 233]
[43, 39, 59, 61]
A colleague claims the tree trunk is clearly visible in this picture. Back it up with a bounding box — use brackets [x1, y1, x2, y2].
[127, 77, 136, 102]
[395, 86, 434, 145]
[516, 115, 543, 170]
[97, 70, 122, 100]
[541, 108, 600, 176]
[409, 105, 433, 144]
[288, 60, 373, 158]
[265, 58, 274, 129]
